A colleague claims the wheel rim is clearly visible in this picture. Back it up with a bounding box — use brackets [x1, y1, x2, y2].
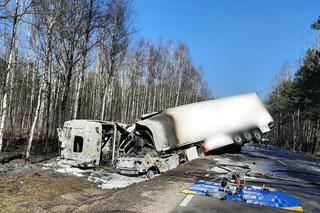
[147, 169, 155, 178]
[234, 136, 242, 144]
[253, 131, 262, 141]
[255, 133, 261, 139]
[244, 132, 252, 140]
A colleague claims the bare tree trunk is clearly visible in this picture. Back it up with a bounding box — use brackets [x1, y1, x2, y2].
[27, 44, 38, 132]
[44, 65, 53, 151]
[73, 65, 83, 119]
[0, 0, 19, 153]
[26, 82, 43, 159]
[131, 84, 136, 120]
[159, 78, 163, 110]
[73, 0, 93, 119]
[292, 112, 296, 151]
[92, 72, 98, 119]
[175, 70, 182, 107]
[101, 84, 109, 120]
[152, 83, 156, 111]
[26, 18, 55, 159]
[10, 26, 20, 131]
[50, 74, 60, 139]
[312, 120, 320, 155]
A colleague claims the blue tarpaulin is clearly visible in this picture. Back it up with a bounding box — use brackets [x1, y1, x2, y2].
[182, 182, 303, 212]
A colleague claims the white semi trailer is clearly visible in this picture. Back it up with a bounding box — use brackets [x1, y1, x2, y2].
[58, 93, 273, 177]
[116, 93, 273, 176]
[135, 92, 273, 153]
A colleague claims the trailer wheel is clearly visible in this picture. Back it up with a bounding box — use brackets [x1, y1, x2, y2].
[242, 131, 253, 142]
[146, 167, 158, 178]
[252, 130, 262, 142]
[233, 134, 243, 146]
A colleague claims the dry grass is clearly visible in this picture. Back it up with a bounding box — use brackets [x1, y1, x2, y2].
[0, 167, 105, 213]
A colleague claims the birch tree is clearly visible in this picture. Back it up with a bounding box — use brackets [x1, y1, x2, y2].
[0, 0, 19, 153]
[101, 0, 130, 120]
[26, 0, 59, 159]
[0, 0, 212, 159]
[73, 0, 94, 119]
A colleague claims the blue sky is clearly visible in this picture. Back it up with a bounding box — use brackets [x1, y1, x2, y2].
[134, 0, 320, 100]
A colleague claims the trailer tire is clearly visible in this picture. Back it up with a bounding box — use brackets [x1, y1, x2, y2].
[146, 167, 157, 178]
[233, 134, 243, 146]
[252, 130, 262, 142]
[242, 131, 253, 142]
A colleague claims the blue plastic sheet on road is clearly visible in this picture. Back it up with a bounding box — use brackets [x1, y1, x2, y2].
[182, 182, 303, 212]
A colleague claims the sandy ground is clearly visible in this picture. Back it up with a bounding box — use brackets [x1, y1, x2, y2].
[1, 144, 320, 213]
[0, 163, 109, 213]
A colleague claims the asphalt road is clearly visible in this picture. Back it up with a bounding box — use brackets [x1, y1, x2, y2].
[173, 144, 320, 213]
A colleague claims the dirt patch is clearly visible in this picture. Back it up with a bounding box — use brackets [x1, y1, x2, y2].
[0, 166, 106, 213]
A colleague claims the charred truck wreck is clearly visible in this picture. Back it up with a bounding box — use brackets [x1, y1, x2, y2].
[57, 93, 274, 177]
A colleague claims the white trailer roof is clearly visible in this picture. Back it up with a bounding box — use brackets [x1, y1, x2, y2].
[137, 93, 273, 151]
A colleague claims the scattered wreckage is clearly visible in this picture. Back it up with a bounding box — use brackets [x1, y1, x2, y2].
[57, 93, 274, 177]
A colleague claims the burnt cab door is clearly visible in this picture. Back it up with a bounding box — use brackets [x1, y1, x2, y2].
[70, 122, 102, 167]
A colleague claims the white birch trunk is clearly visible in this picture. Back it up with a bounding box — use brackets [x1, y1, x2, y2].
[10, 25, 20, 130]
[101, 84, 109, 120]
[152, 81, 156, 112]
[26, 18, 55, 159]
[73, 0, 93, 119]
[73, 67, 83, 119]
[92, 47, 101, 118]
[0, 0, 19, 153]
[175, 70, 182, 107]
[26, 82, 43, 159]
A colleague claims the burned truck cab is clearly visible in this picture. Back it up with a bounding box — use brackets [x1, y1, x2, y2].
[57, 120, 118, 168]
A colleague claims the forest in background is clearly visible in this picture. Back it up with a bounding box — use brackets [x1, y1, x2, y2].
[267, 17, 320, 155]
[0, 0, 211, 158]
[1, 0, 319, 160]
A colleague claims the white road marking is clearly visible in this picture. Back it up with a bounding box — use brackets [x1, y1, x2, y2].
[278, 160, 287, 166]
[179, 195, 194, 207]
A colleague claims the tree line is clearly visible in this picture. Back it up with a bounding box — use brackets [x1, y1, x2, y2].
[0, 0, 212, 158]
[267, 17, 320, 155]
